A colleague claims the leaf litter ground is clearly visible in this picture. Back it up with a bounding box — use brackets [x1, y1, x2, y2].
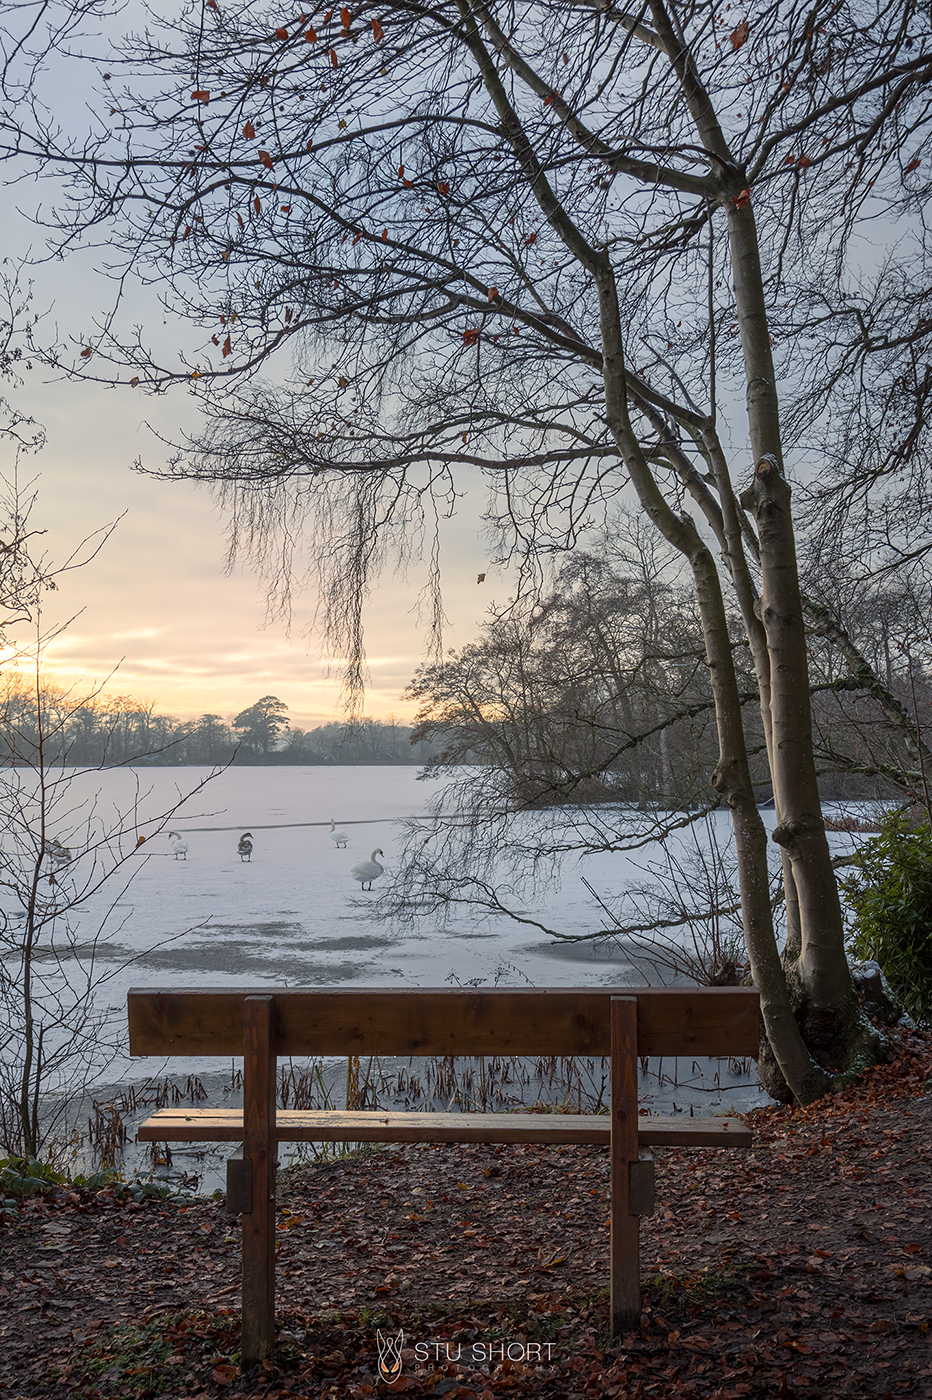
[1, 1028, 929, 1400]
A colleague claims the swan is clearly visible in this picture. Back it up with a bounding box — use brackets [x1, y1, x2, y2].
[168, 831, 189, 861]
[238, 832, 254, 862]
[350, 848, 384, 890]
[45, 838, 71, 869]
[329, 818, 349, 848]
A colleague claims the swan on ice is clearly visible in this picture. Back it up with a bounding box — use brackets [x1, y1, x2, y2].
[329, 818, 349, 848]
[168, 831, 189, 860]
[238, 832, 254, 862]
[45, 838, 71, 869]
[350, 849, 384, 890]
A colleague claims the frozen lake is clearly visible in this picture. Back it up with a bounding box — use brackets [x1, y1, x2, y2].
[10, 764, 759, 1067]
[6, 762, 849, 1180]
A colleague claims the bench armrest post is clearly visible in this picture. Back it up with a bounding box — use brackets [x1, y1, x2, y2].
[241, 996, 277, 1366]
[611, 996, 641, 1334]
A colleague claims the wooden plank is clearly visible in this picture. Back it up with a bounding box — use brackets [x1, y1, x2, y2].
[137, 1107, 752, 1148]
[629, 1151, 656, 1217]
[128, 986, 760, 1059]
[240, 997, 276, 1367]
[225, 1145, 252, 1216]
[610, 997, 641, 1334]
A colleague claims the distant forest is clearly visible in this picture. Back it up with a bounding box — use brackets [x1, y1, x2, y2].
[0, 685, 443, 766]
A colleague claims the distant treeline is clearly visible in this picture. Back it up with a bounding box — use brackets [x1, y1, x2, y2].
[0, 684, 442, 766]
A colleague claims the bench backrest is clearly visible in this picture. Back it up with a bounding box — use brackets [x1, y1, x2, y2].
[127, 986, 760, 1059]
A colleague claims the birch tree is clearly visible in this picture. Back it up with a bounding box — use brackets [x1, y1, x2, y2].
[5, 0, 931, 1099]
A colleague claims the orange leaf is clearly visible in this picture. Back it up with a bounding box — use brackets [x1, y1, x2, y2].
[211, 1364, 236, 1386]
[135, 835, 146, 847]
[905, 157, 920, 173]
[182, 224, 192, 239]
[254, 195, 261, 213]
[80, 347, 93, 357]
[237, 212, 244, 229]
[730, 19, 749, 51]
[372, 17, 384, 42]
[275, 27, 289, 40]
[398, 164, 404, 176]
[206, 0, 218, 9]
[437, 180, 450, 195]
[243, 120, 256, 139]
[258, 149, 275, 169]
[381, 227, 388, 239]
[732, 187, 751, 208]
[524, 232, 537, 246]
[191, 89, 210, 102]
[222, 335, 232, 357]
[305, 27, 318, 41]
[341, 6, 350, 26]
[306, 139, 314, 151]
[488, 287, 499, 301]
[330, 46, 339, 67]
[797, 154, 811, 169]
[463, 328, 480, 345]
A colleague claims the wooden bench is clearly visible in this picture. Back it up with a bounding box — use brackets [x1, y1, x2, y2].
[128, 985, 759, 1364]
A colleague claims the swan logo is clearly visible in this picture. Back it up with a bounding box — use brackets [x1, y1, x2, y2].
[376, 1327, 404, 1383]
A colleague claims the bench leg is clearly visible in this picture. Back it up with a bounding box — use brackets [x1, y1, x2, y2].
[610, 996, 640, 1334]
[241, 996, 277, 1366]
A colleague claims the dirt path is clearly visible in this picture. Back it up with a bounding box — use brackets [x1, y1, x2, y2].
[1, 1028, 929, 1399]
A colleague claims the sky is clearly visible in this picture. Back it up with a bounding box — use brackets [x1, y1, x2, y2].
[0, 4, 513, 734]
[5, 363, 499, 729]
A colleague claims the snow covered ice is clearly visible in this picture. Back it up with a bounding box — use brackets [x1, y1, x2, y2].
[4, 763, 798, 1169]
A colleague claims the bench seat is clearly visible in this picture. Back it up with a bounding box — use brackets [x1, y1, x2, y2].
[139, 1105, 752, 1148]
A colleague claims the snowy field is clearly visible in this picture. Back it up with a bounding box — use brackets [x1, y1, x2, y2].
[4, 764, 873, 1178]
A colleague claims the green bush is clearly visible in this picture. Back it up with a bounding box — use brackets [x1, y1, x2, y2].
[0, 1155, 67, 1200]
[843, 812, 932, 1025]
[0, 1156, 175, 1207]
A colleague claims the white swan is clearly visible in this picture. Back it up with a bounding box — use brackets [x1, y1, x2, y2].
[238, 832, 254, 862]
[350, 848, 384, 890]
[168, 830, 189, 861]
[329, 818, 349, 848]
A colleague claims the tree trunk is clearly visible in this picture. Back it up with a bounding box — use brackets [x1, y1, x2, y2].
[593, 262, 830, 1103]
[741, 456, 883, 1079]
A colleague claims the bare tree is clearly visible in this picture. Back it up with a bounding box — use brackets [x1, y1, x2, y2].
[5, 0, 931, 1099]
[0, 641, 217, 1159]
[408, 535, 755, 809]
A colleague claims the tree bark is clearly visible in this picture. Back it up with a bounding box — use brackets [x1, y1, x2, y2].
[594, 264, 829, 1103]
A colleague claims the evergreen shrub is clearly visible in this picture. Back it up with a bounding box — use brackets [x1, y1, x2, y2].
[843, 812, 932, 1025]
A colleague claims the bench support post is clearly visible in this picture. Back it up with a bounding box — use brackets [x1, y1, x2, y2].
[241, 996, 277, 1366]
[610, 996, 641, 1334]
